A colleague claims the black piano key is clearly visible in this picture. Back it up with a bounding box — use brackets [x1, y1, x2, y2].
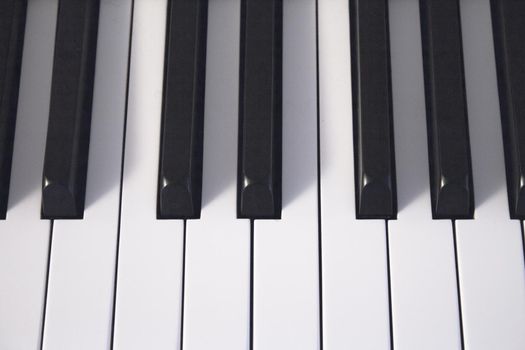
[41, 0, 100, 219]
[237, 0, 282, 219]
[157, 0, 208, 219]
[350, 0, 397, 219]
[0, 0, 27, 219]
[491, 0, 525, 219]
[419, 0, 474, 219]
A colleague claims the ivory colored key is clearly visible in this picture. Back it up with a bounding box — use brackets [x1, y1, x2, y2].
[388, 0, 462, 348]
[252, 1, 320, 348]
[183, 1, 250, 348]
[455, 0, 525, 348]
[0, 0, 56, 347]
[41, 1, 132, 348]
[112, 1, 185, 348]
[319, 0, 391, 347]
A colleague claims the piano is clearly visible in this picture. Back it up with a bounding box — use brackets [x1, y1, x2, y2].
[1, 0, 524, 349]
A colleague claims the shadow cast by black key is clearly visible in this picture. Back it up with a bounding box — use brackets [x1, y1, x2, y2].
[200, 0, 240, 209]
[200, 111, 236, 208]
[84, 6, 134, 210]
[281, 0, 317, 208]
[388, 0, 428, 212]
[460, 0, 505, 211]
[7, 6, 56, 213]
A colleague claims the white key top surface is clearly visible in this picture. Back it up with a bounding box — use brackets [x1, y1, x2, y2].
[183, 1, 250, 349]
[456, 1, 525, 348]
[42, 1, 131, 348]
[112, 0, 184, 348]
[0, 1, 56, 348]
[318, 0, 391, 348]
[253, 1, 320, 348]
[388, 0, 462, 348]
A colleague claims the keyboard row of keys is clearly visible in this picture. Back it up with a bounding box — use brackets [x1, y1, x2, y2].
[2, 0, 522, 221]
[0, 0, 524, 348]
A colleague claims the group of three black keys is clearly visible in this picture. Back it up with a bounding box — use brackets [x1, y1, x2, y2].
[1, 0, 524, 222]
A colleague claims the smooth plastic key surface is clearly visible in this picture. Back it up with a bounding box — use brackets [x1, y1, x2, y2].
[157, 0, 208, 219]
[420, 0, 474, 219]
[350, 0, 397, 219]
[42, 0, 100, 219]
[237, 0, 282, 219]
[490, 0, 525, 219]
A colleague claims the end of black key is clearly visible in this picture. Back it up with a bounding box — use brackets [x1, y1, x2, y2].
[357, 174, 396, 219]
[237, 0, 282, 219]
[42, 178, 84, 219]
[432, 175, 473, 219]
[158, 178, 201, 219]
[515, 181, 525, 218]
[41, 0, 100, 219]
[238, 180, 281, 219]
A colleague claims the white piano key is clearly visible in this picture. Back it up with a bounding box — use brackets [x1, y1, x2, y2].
[41, 1, 131, 348]
[455, 1, 525, 348]
[183, 1, 251, 348]
[318, 0, 391, 348]
[112, 0, 184, 348]
[388, 0, 462, 348]
[252, 0, 320, 348]
[0, 1, 56, 348]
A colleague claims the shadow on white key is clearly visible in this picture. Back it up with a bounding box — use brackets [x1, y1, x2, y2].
[318, 0, 391, 348]
[455, 1, 525, 348]
[388, 0, 462, 348]
[183, 1, 251, 348]
[0, 1, 56, 348]
[112, 1, 184, 349]
[41, 1, 132, 349]
[253, 1, 320, 349]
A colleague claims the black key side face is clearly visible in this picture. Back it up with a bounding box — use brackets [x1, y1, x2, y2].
[237, 0, 282, 219]
[157, 0, 208, 219]
[41, 0, 100, 219]
[350, 0, 397, 219]
[420, 0, 474, 219]
[0, 0, 27, 219]
[491, 0, 525, 219]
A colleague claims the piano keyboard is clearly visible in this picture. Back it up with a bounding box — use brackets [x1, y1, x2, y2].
[0, 0, 524, 349]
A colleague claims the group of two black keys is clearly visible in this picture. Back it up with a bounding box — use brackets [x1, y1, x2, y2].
[1, 0, 524, 222]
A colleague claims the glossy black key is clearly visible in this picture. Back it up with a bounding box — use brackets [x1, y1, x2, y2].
[41, 0, 100, 219]
[491, 0, 525, 219]
[237, 0, 282, 219]
[350, 0, 397, 219]
[420, 0, 474, 219]
[157, 0, 208, 219]
[0, 0, 27, 220]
